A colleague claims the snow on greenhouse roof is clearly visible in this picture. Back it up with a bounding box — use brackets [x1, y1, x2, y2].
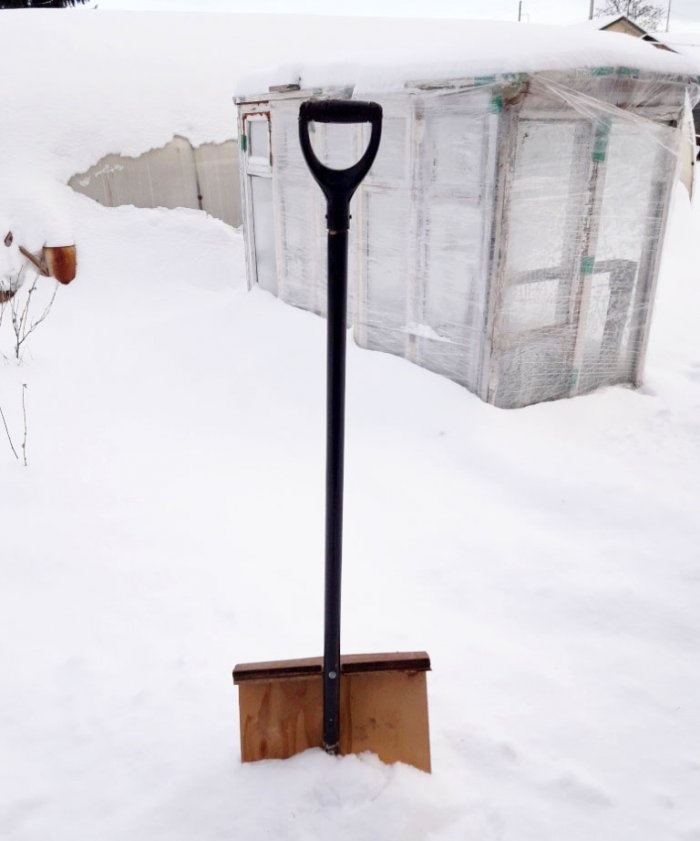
[235, 18, 698, 97]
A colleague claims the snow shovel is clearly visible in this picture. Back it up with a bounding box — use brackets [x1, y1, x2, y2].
[233, 99, 431, 772]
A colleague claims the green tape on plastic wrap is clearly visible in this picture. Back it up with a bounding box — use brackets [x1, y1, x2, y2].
[618, 66, 639, 78]
[491, 93, 504, 113]
[581, 255, 595, 275]
[592, 66, 614, 76]
[476, 75, 497, 87]
[592, 119, 611, 162]
[240, 134, 247, 153]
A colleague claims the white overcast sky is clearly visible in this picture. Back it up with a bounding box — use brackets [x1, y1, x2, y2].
[92, 1, 700, 32]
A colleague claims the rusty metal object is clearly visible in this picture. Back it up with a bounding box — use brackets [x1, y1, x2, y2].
[44, 246, 77, 285]
[18, 244, 77, 284]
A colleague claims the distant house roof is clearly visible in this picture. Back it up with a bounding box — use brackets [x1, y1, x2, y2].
[598, 14, 647, 35]
[573, 14, 677, 52]
[572, 14, 643, 33]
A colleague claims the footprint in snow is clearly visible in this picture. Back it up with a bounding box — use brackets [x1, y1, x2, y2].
[550, 772, 612, 807]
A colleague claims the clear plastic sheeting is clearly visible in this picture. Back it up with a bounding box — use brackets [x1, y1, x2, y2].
[237, 67, 698, 408]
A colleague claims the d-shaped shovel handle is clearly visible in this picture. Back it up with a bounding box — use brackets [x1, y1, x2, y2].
[299, 99, 382, 230]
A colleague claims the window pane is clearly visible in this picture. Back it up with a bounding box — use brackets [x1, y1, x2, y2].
[249, 119, 270, 161]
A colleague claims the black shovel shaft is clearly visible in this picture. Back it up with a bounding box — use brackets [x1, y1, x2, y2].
[299, 99, 382, 755]
[322, 227, 348, 753]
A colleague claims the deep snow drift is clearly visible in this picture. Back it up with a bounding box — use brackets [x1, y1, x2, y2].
[0, 9, 699, 841]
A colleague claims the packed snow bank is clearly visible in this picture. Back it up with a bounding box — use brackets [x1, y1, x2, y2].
[2, 10, 695, 182]
[0, 170, 699, 841]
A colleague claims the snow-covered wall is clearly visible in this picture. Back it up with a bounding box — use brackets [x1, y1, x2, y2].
[68, 138, 241, 228]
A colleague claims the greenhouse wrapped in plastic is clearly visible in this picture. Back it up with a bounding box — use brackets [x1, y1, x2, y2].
[235, 24, 699, 409]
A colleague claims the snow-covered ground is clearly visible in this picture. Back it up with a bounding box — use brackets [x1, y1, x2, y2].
[0, 180, 697, 841]
[1, 9, 699, 841]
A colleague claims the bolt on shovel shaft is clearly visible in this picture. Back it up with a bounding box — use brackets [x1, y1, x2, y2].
[299, 99, 382, 754]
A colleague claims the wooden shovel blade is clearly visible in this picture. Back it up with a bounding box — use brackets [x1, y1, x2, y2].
[233, 652, 431, 772]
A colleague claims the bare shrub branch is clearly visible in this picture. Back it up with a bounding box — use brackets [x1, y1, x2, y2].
[1, 267, 58, 361]
[21, 383, 28, 467]
[0, 403, 19, 461]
